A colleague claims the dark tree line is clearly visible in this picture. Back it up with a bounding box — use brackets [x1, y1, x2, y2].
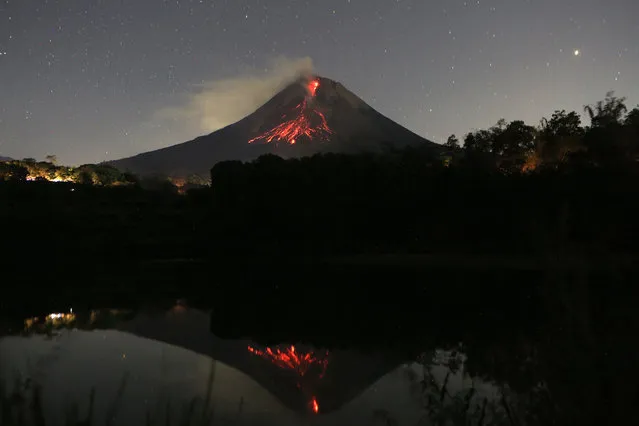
[2, 92, 639, 260]
[442, 91, 639, 172]
[0, 159, 139, 186]
[207, 93, 639, 257]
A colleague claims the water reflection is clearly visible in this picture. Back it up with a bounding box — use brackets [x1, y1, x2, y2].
[1, 304, 539, 426]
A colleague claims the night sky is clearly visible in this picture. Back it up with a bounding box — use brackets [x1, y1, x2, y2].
[1, 0, 638, 165]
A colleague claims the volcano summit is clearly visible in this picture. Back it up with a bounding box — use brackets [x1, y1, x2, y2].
[110, 76, 438, 177]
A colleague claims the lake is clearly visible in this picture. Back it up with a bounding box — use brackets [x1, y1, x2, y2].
[3, 258, 637, 426]
[2, 303, 544, 426]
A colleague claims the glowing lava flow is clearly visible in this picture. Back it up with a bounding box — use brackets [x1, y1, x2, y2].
[247, 344, 329, 414]
[247, 345, 329, 377]
[308, 79, 320, 97]
[248, 78, 332, 146]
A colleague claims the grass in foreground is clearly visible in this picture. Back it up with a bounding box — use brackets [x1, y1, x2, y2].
[0, 360, 220, 426]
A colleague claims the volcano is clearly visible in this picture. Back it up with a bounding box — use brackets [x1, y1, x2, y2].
[110, 76, 438, 177]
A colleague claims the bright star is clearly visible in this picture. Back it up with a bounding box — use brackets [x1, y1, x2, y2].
[574, 49, 580, 56]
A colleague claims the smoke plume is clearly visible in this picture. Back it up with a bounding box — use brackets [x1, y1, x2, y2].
[156, 56, 314, 134]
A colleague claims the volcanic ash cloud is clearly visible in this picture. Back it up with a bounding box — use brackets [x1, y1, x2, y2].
[155, 56, 315, 134]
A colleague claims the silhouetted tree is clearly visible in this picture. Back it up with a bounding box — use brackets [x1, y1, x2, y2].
[445, 134, 460, 149]
[538, 110, 585, 166]
[541, 110, 583, 138]
[584, 91, 627, 128]
[462, 124, 501, 169]
[492, 120, 536, 172]
[581, 94, 629, 166]
[137, 175, 179, 193]
[0, 163, 28, 181]
[624, 107, 639, 160]
[463, 130, 493, 153]
[76, 169, 95, 185]
[625, 106, 639, 128]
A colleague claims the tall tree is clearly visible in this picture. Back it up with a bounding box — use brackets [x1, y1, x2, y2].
[445, 134, 460, 149]
[623, 106, 639, 160]
[582, 93, 629, 166]
[625, 106, 639, 129]
[584, 91, 627, 128]
[0, 163, 28, 181]
[493, 120, 537, 172]
[541, 110, 583, 138]
[538, 110, 585, 165]
[463, 130, 493, 153]
[462, 129, 496, 170]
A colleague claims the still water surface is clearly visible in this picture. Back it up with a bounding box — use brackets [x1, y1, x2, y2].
[1, 304, 531, 426]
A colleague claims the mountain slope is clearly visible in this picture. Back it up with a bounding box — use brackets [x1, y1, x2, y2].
[110, 76, 439, 177]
